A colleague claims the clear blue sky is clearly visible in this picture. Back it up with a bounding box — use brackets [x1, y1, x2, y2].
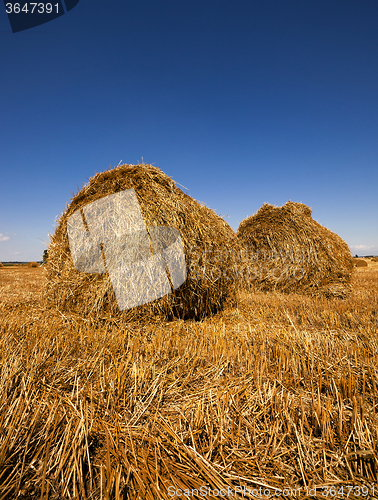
[1, 0, 377, 261]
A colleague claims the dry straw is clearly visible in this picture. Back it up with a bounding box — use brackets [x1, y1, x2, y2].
[354, 259, 368, 267]
[28, 262, 38, 267]
[44, 164, 242, 321]
[237, 201, 354, 298]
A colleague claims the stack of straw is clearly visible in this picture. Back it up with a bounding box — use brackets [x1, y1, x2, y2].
[237, 201, 353, 298]
[354, 259, 368, 267]
[45, 164, 242, 321]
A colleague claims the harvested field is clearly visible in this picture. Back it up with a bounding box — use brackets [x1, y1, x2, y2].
[0, 261, 377, 499]
[0, 265, 45, 302]
[237, 202, 354, 299]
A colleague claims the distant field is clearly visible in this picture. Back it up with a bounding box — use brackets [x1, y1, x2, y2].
[0, 265, 45, 303]
[0, 261, 377, 499]
[0, 262, 42, 266]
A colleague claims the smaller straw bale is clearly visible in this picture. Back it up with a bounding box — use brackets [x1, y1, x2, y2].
[28, 262, 38, 268]
[354, 259, 368, 267]
[237, 201, 354, 298]
[0, 263, 3, 268]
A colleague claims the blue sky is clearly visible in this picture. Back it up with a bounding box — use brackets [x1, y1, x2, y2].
[0, 0, 377, 261]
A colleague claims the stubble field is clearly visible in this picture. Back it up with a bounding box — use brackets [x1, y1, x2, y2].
[0, 261, 377, 499]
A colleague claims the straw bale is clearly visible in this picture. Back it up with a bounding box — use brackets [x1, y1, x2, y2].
[0, 263, 3, 268]
[237, 201, 353, 298]
[28, 262, 38, 267]
[354, 259, 368, 267]
[44, 164, 241, 321]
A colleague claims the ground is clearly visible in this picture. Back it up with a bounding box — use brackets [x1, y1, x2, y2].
[0, 261, 377, 499]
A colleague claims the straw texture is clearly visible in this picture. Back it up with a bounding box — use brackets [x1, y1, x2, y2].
[237, 201, 353, 298]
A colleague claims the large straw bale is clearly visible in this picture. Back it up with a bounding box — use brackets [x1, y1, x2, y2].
[44, 164, 241, 321]
[28, 262, 38, 267]
[237, 201, 353, 298]
[0, 263, 3, 268]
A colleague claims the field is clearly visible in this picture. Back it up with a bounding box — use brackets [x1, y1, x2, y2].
[0, 261, 377, 499]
